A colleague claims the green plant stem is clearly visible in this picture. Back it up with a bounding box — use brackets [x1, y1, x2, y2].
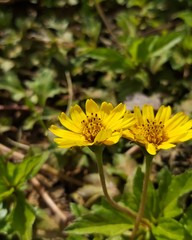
[131, 153, 153, 239]
[92, 146, 151, 228]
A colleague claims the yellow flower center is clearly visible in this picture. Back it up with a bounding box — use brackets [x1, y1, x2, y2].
[138, 119, 167, 145]
[81, 113, 104, 142]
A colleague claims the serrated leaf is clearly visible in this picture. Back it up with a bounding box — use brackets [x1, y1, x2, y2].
[163, 169, 192, 218]
[12, 192, 35, 240]
[152, 218, 184, 240]
[66, 203, 133, 236]
[0, 152, 49, 193]
[10, 151, 49, 187]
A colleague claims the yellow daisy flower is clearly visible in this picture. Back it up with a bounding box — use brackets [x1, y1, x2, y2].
[123, 104, 192, 155]
[49, 99, 135, 148]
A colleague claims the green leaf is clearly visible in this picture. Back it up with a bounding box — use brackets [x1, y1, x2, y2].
[180, 204, 192, 237]
[155, 167, 172, 218]
[0, 152, 49, 196]
[0, 159, 15, 201]
[66, 235, 88, 240]
[9, 151, 49, 187]
[163, 169, 192, 218]
[66, 203, 133, 236]
[177, 11, 192, 27]
[152, 218, 184, 240]
[123, 166, 156, 220]
[85, 48, 132, 73]
[122, 167, 143, 212]
[137, 32, 183, 62]
[0, 71, 25, 101]
[70, 203, 89, 217]
[12, 192, 36, 240]
[0, 186, 14, 202]
[0, 203, 11, 235]
[25, 68, 63, 106]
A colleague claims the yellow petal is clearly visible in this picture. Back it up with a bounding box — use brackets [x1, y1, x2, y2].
[70, 105, 86, 121]
[122, 129, 135, 141]
[155, 105, 171, 123]
[121, 112, 135, 129]
[146, 143, 156, 155]
[86, 99, 100, 116]
[142, 105, 154, 122]
[103, 103, 126, 129]
[100, 102, 113, 120]
[134, 106, 143, 125]
[54, 138, 90, 148]
[168, 133, 187, 142]
[179, 130, 192, 141]
[69, 105, 86, 129]
[158, 142, 176, 150]
[58, 112, 81, 133]
[103, 131, 122, 145]
[165, 112, 189, 131]
[49, 125, 83, 139]
[94, 129, 112, 143]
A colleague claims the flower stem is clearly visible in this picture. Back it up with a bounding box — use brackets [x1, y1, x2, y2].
[92, 146, 151, 228]
[130, 153, 153, 239]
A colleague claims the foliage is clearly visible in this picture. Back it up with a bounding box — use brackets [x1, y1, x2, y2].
[0, 152, 49, 240]
[0, 0, 192, 239]
[66, 167, 192, 239]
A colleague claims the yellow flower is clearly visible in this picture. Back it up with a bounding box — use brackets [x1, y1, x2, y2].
[123, 104, 192, 155]
[49, 99, 135, 148]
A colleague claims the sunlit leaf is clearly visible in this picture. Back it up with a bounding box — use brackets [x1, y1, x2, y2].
[66, 203, 133, 236]
[152, 218, 184, 240]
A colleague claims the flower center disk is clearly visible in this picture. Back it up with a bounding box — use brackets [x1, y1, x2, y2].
[82, 113, 103, 142]
[139, 119, 167, 145]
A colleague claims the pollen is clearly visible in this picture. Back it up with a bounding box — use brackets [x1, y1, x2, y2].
[81, 113, 104, 142]
[139, 119, 167, 145]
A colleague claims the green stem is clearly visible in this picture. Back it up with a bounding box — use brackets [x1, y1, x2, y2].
[131, 153, 153, 239]
[92, 146, 151, 228]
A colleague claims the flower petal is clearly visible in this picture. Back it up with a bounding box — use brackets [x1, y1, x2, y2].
[146, 143, 156, 155]
[158, 142, 176, 150]
[134, 106, 143, 125]
[69, 105, 87, 130]
[142, 105, 154, 122]
[103, 103, 126, 129]
[58, 112, 81, 133]
[165, 112, 189, 131]
[155, 105, 171, 123]
[94, 129, 112, 143]
[49, 125, 83, 140]
[54, 138, 91, 148]
[122, 129, 135, 141]
[100, 102, 113, 120]
[178, 130, 192, 141]
[86, 99, 100, 116]
[103, 131, 122, 145]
